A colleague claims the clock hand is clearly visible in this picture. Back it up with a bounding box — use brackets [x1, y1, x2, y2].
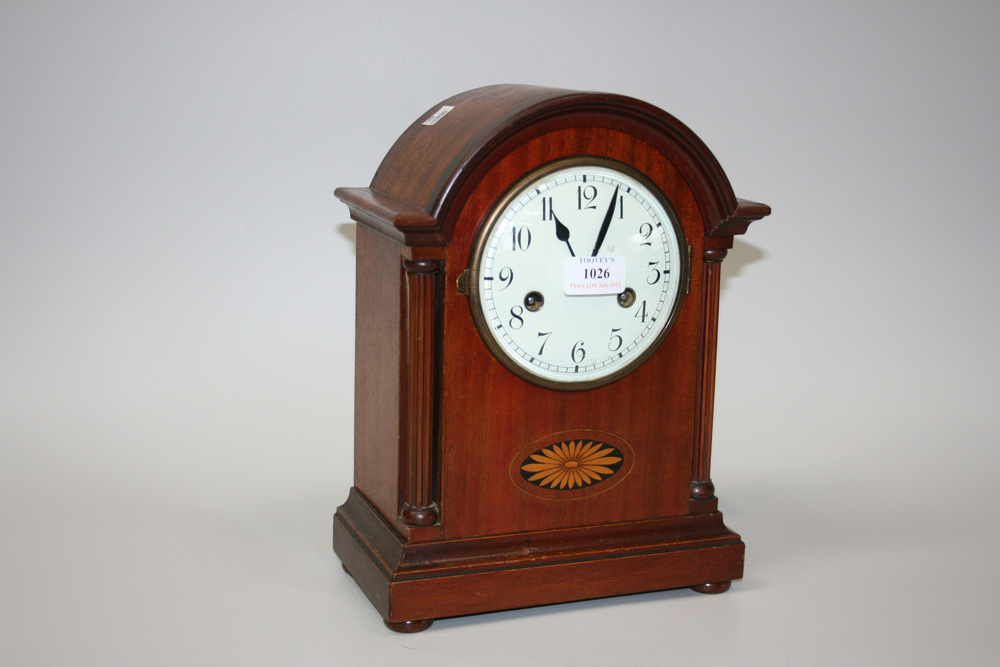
[590, 185, 620, 257]
[552, 210, 576, 257]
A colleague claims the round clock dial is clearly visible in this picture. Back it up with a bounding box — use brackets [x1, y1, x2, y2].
[468, 158, 688, 390]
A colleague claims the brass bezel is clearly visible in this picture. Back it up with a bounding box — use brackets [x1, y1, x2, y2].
[466, 156, 688, 392]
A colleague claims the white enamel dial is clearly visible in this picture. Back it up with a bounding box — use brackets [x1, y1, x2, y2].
[468, 158, 687, 390]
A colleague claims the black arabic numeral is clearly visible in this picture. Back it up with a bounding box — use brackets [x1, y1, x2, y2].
[608, 328, 623, 352]
[541, 196, 553, 221]
[537, 331, 552, 355]
[509, 306, 524, 329]
[646, 261, 661, 285]
[511, 226, 532, 251]
[638, 222, 653, 247]
[498, 266, 514, 290]
[634, 300, 648, 323]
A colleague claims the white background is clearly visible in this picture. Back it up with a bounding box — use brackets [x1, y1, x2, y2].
[2, 1, 997, 664]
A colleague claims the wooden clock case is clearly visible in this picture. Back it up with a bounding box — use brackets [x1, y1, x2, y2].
[333, 85, 769, 632]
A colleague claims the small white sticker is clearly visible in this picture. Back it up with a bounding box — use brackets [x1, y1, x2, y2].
[422, 105, 455, 126]
[564, 257, 627, 295]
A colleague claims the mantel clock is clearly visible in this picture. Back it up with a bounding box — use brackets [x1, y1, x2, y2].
[333, 85, 770, 632]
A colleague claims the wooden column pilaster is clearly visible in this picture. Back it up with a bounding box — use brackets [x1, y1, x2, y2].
[399, 258, 441, 527]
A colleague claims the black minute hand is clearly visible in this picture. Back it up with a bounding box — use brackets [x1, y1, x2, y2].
[590, 185, 620, 257]
[590, 185, 618, 257]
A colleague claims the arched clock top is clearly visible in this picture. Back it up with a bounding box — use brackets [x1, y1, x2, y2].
[335, 85, 769, 247]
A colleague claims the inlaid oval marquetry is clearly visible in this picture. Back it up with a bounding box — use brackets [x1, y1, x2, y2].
[520, 440, 624, 489]
[510, 430, 634, 500]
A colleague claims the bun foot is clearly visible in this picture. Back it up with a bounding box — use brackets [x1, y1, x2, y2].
[690, 581, 731, 594]
[384, 618, 434, 633]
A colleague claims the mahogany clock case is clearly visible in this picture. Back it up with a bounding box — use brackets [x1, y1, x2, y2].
[333, 85, 770, 631]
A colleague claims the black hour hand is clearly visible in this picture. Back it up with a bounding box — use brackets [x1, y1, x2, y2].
[552, 211, 576, 257]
